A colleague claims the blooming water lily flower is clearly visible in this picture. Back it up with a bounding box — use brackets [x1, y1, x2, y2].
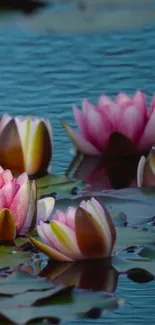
[30, 197, 116, 261]
[63, 91, 155, 156]
[0, 114, 52, 176]
[0, 167, 55, 241]
[137, 146, 155, 187]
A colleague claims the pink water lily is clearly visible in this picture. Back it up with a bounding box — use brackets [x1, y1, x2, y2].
[0, 114, 52, 176]
[137, 146, 155, 187]
[63, 91, 155, 155]
[0, 167, 55, 241]
[30, 197, 116, 262]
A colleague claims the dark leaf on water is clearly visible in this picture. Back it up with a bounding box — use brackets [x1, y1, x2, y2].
[0, 0, 47, 15]
[127, 268, 154, 283]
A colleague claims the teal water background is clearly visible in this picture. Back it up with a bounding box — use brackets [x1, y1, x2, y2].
[1, 25, 155, 324]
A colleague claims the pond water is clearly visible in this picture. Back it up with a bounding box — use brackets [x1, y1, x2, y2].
[0, 13, 155, 325]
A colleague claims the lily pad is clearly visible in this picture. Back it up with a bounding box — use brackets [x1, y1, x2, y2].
[112, 255, 155, 276]
[138, 245, 155, 259]
[36, 174, 85, 198]
[113, 212, 127, 227]
[0, 290, 124, 325]
[115, 227, 155, 252]
[0, 246, 32, 269]
[0, 285, 73, 306]
[54, 187, 155, 225]
[0, 270, 53, 295]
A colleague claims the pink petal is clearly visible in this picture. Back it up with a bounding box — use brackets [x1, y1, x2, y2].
[37, 197, 55, 224]
[2, 179, 20, 207]
[53, 210, 66, 224]
[2, 170, 13, 184]
[150, 94, 155, 112]
[138, 108, 155, 152]
[19, 180, 37, 235]
[29, 236, 73, 262]
[73, 105, 89, 139]
[0, 189, 7, 210]
[82, 101, 112, 151]
[115, 93, 132, 105]
[98, 95, 114, 107]
[116, 105, 145, 142]
[65, 207, 76, 230]
[79, 200, 87, 210]
[82, 99, 97, 116]
[37, 223, 53, 246]
[0, 166, 4, 173]
[0, 174, 5, 188]
[39, 222, 58, 249]
[9, 180, 30, 233]
[50, 221, 82, 260]
[17, 172, 29, 185]
[98, 100, 121, 127]
[133, 91, 147, 113]
[63, 122, 100, 155]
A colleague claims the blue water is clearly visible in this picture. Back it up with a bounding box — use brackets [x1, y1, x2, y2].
[1, 25, 155, 324]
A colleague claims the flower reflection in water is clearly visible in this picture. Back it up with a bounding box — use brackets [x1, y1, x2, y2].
[39, 258, 119, 293]
[67, 133, 144, 190]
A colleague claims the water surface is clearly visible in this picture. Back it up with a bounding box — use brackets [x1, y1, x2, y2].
[0, 25, 155, 324]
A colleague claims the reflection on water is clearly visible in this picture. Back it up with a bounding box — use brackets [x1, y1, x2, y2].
[66, 133, 148, 190]
[39, 258, 119, 293]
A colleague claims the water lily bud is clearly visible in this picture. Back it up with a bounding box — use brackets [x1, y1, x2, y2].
[0, 114, 52, 176]
[137, 146, 155, 187]
[30, 197, 116, 261]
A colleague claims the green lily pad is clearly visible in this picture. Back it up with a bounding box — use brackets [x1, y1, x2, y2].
[112, 255, 155, 276]
[0, 290, 124, 325]
[0, 246, 32, 269]
[0, 270, 53, 295]
[138, 245, 155, 259]
[55, 187, 155, 225]
[115, 227, 155, 252]
[36, 174, 85, 198]
[0, 285, 73, 305]
[113, 212, 127, 226]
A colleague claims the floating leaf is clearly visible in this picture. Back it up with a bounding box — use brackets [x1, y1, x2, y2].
[127, 268, 154, 283]
[138, 245, 155, 260]
[1, 285, 73, 306]
[36, 174, 85, 198]
[0, 246, 32, 269]
[0, 270, 53, 295]
[115, 227, 155, 252]
[55, 187, 155, 225]
[0, 290, 124, 325]
[112, 255, 155, 276]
